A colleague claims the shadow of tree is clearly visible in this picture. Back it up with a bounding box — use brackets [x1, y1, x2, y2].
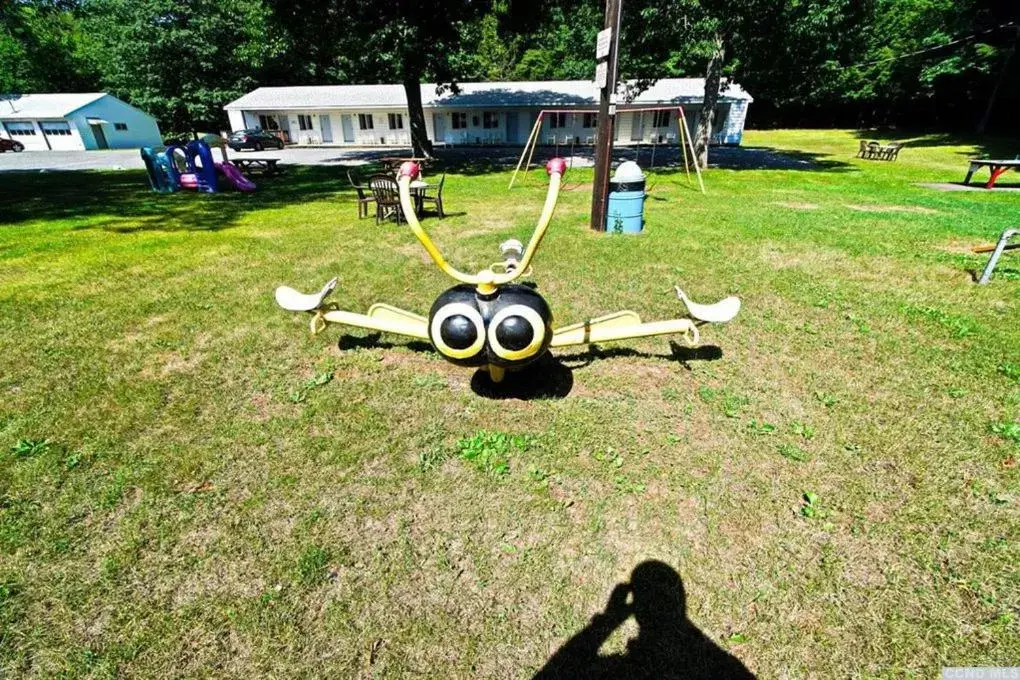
[339, 143, 854, 176]
[534, 560, 756, 679]
[851, 130, 1020, 159]
[0, 165, 355, 231]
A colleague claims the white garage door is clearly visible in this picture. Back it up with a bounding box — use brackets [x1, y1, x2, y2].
[39, 121, 81, 151]
[3, 121, 47, 150]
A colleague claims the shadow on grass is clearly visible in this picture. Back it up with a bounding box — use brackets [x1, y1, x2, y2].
[337, 333, 433, 354]
[341, 144, 854, 176]
[0, 165, 357, 232]
[559, 342, 723, 371]
[335, 334, 720, 399]
[534, 560, 756, 679]
[472, 342, 722, 400]
[470, 354, 574, 400]
[851, 130, 1020, 160]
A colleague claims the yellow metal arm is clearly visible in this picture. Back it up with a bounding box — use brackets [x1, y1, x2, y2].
[397, 160, 564, 293]
[550, 313, 699, 348]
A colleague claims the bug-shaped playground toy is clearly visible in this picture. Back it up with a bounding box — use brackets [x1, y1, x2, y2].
[276, 159, 740, 383]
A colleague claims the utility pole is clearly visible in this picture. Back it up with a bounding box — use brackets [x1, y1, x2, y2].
[590, 0, 622, 232]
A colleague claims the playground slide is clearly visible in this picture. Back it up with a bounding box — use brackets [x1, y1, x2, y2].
[216, 161, 257, 192]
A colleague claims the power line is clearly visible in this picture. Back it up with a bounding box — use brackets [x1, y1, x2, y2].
[851, 21, 1017, 69]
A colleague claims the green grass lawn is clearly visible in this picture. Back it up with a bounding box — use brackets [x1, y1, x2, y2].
[1, 130, 1018, 678]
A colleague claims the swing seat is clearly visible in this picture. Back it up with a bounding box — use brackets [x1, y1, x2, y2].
[275, 277, 338, 312]
[675, 287, 741, 323]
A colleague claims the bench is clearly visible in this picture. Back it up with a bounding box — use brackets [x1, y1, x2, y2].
[964, 159, 1020, 189]
[232, 157, 282, 175]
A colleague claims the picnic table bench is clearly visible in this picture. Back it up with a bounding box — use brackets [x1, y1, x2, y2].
[232, 157, 282, 175]
[964, 158, 1020, 189]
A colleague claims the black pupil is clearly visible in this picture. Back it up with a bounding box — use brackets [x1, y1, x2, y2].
[439, 315, 476, 350]
[495, 316, 534, 351]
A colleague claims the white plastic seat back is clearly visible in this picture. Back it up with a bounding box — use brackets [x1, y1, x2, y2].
[275, 277, 338, 312]
[675, 287, 741, 323]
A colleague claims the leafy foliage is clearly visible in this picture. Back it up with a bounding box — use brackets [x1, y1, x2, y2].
[3, 0, 1018, 133]
[83, 0, 284, 131]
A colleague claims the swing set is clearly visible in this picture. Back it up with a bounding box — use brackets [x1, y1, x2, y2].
[508, 106, 705, 193]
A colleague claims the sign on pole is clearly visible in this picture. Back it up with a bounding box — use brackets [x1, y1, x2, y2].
[595, 62, 608, 89]
[596, 28, 613, 60]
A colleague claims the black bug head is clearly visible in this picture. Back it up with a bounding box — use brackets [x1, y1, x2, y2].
[428, 284, 553, 368]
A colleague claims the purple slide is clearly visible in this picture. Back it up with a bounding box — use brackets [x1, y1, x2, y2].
[215, 161, 257, 192]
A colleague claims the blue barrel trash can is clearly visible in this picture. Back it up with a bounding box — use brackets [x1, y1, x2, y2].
[606, 161, 646, 234]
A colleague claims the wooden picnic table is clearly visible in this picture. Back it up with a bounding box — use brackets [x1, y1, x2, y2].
[233, 157, 282, 175]
[964, 158, 1020, 189]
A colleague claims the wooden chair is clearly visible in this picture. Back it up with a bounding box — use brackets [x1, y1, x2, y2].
[857, 140, 869, 158]
[347, 170, 375, 219]
[882, 143, 903, 161]
[419, 173, 446, 219]
[369, 174, 403, 224]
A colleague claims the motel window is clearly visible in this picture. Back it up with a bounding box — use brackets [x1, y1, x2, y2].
[583, 113, 597, 128]
[40, 121, 72, 136]
[548, 112, 567, 129]
[5, 122, 36, 136]
[358, 113, 374, 130]
[652, 110, 672, 128]
[298, 114, 314, 131]
[114, 122, 128, 131]
[451, 112, 467, 129]
[258, 114, 280, 131]
[482, 112, 499, 129]
[388, 113, 403, 130]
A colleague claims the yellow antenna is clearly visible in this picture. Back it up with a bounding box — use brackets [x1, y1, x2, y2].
[397, 160, 565, 294]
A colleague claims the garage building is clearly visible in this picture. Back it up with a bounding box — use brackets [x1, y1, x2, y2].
[0, 93, 162, 151]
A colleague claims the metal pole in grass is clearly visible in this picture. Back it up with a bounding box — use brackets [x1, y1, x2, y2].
[591, 0, 622, 231]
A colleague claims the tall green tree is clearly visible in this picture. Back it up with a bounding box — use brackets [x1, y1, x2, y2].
[84, 0, 284, 133]
[0, 1, 99, 94]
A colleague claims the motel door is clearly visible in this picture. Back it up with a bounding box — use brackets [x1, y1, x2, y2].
[505, 112, 519, 144]
[341, 115, 355, 143]
[319, 115, 333, 143]
[432, 114, 446, 143]
[630, 112, 645, 142]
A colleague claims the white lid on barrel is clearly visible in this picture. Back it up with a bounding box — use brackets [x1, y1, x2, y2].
[612, 160, 645, 182]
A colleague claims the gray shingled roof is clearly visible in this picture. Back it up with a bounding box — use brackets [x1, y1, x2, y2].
[0, 93, 108, 119]
[224, 79, 752, 111]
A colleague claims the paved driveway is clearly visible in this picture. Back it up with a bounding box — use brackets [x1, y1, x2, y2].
[0, 147, 385, 172]
[0, 144, 778, 173]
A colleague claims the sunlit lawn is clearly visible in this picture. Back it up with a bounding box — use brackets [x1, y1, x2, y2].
[1, 130, 1018, 677]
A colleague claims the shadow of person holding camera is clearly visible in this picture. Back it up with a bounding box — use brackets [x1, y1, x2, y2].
[534, 560, 755, 679]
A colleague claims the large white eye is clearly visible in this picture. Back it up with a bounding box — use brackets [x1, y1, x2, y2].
[487, 305, 546, 361]
[430, 303, 485, 359]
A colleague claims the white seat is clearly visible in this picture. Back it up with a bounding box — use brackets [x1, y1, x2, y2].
[675, 287, 741, 323]
[275, 277, 338, 312]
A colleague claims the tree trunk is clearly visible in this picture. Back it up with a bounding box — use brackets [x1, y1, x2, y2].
[402, 72, 433, 158]
[977, 26, 1019, 135]
[695, 36, 725, 169]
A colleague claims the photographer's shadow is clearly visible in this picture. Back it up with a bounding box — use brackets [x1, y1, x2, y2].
[534, 560, 755, 679]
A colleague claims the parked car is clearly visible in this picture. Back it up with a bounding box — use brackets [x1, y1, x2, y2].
[228, 129, 285, 151]
[0, 138, 25, 152]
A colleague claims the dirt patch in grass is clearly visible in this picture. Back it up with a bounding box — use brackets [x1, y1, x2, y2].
[773, 201, 819, 210]
[844, 204, 938, 214]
